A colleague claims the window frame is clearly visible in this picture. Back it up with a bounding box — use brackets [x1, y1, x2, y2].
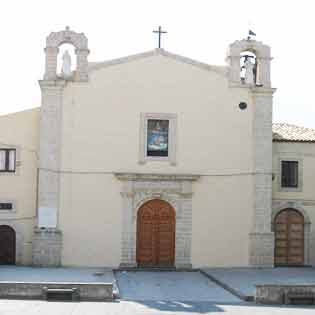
[139, 113, 177, 165]
[0, 148, 16, 173]
[278, 157, 303, 192]
[281, 160, 298, 188]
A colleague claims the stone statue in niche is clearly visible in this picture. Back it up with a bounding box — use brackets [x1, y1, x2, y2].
[61, 50, 72, 78]
[244, 56, 255, 85]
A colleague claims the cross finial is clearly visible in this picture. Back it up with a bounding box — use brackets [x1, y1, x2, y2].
[153, 26, 167, 49]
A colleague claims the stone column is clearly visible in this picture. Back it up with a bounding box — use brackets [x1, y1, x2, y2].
[257, 57, 271, 88]
[227, 55, 242, 83]
[32, 80, 65, 267]
[249, 88, 275, 267]
[76, 48, 90, 81]
[44, 47, 59, 81]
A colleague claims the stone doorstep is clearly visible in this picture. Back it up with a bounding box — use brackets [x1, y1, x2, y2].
[199, 270, 254, 302]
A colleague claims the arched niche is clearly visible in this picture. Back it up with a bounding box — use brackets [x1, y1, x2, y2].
[226, 39, 271, 87]
[57, 43, 77, 77]
[240, 50, 257, 84]
[44, 26, 89, 81]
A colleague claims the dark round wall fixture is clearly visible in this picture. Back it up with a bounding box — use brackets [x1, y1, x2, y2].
[239, 102, 247, 110]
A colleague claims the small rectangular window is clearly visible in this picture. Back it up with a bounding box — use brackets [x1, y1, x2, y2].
[0, 149, 16, 172]
[281, 161, 298, 188]
[0, 203, 13, 210]
[147, 119, 169, 157]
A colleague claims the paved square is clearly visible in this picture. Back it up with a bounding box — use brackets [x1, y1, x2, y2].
[0, 299, 315, 314]
[203, 267, 315, 298]
[115, 271, 241, 302]
[0, 266, 115, 283]
[0, 268, 315, 314]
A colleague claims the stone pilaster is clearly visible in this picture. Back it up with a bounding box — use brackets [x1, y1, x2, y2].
[120, 190, 137, 268]
[249, 88, 276, 267]
[32, 228, 62, 266]
[32, 80, 65, 267]
[175, 197, 192, 268]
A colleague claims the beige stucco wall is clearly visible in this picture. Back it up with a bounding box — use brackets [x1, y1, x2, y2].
[192, 175, 254, 267]
[57, 54, 256, 267]
[58, 174, 121, 267]
[0, 108, 39, 264]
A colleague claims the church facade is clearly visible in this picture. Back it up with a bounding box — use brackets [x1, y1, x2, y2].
[1, 27, 315, 268]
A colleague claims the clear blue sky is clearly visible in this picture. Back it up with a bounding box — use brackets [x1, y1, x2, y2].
[1, 0, 314, 127]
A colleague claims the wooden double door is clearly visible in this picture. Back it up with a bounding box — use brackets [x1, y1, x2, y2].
[137, 199, 175, 267]
[274, 209, 304, 266]
[0, 225, 16, 265]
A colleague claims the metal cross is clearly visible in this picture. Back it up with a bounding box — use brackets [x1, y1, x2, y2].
[153, 26, 167, 48]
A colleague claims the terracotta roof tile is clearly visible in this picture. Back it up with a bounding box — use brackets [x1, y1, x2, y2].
[272, 123, 315, 142]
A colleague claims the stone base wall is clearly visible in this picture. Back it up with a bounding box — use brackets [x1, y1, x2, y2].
[249, 232, 274, 267]
[32, 228, 62, 267]
[0, 281, 113, 301]
[256, 284, 315, 305]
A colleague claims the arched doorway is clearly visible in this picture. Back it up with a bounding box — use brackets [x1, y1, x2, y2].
[0, 225, 16, 265]
[137, 199, 175, 267]
[274, 209, 304, 266]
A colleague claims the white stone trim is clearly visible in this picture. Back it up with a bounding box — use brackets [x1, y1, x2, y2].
[277, 157, 303, 192]
[139, 113, 177, 165]
[115, 172, 199, 268]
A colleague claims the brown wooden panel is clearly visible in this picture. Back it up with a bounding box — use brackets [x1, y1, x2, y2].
[137, 200, 175, 267]
[274, 209, 304, 266]
[0, 225, 16, 265]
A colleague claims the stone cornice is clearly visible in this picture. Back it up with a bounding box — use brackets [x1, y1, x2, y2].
[114, 172, 200, 182]
[251, 87, 277, 95]
[228, 83, 276, 94]
[88, 49, 227, 77]
[38, 80, 67, 89]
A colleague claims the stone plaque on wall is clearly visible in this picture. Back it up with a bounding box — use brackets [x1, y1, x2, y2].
[38, 207, 57, 228]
